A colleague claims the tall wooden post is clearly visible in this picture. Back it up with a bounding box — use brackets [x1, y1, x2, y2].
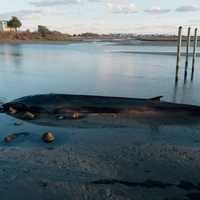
[191, 28, 198, 81]
[176, 26, 182, 82]
[184, 27, 191, 80]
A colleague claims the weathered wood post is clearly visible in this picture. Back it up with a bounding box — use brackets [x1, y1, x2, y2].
[176, 26, 182, 82]
[184, 27, 191, 80]
[191, 28, 198, 81]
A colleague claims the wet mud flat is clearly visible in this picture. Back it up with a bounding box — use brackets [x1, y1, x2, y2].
[0, 113, 200, 200]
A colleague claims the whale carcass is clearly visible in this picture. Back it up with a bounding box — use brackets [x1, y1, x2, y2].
[1, 94, 200, 128]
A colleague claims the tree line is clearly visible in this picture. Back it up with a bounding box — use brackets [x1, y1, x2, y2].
[7, 16, 22, 32]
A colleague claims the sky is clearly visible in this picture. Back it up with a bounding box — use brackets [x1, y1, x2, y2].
[0, 0, 199, 34]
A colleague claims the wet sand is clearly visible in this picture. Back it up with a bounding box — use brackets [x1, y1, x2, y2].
[0, 113, 200, 200]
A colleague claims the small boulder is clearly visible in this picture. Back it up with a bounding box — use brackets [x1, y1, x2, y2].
[42, 132, 55, 143]
[72, 112, 81, 119]
[39, 180, 48, 188]
[4, 134, 17, 143]
[24, 112, 35, 120]
[57, 115, 65, 120]
[4, 132, 29, 143]
[14, 121, 22, 126]
[9, 107, 17, 115]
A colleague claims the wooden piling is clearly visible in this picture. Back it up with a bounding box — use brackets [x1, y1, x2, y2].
[191, 28, 198, 80]
[176, 26, 182, 82]
[184, 27, 191, 80]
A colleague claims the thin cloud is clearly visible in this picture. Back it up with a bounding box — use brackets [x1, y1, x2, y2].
[30, 0, 82, 7]
[176, 5, 199, 12]
[107, 3, 138, 14]
[144, 7, 171, 14]
[0, 10, 42, 20]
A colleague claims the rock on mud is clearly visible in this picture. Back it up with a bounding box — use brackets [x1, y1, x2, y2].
[24, 112, 35, 120]
[72, 112, 83, 120]
[9, 107, 17, 114]
[4, 132, 30, 143]
[42, 132, 55, 143]
[14, 121, 22, 126]
[4, 134, 17, 143]
[57, 115, 65, 120]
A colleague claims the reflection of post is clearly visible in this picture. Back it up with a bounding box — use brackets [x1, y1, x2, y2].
[173, 80, 178, 103]
[191, 28, 198, 81]
[184, 27, 191, 81]
[176, 26, 182, 82]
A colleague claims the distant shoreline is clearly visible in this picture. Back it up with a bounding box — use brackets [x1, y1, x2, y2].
[0, 32, 198, 45]
[0, 39, 82, 45]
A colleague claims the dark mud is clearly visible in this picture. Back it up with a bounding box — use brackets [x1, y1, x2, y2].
[1, 96, 200, 199]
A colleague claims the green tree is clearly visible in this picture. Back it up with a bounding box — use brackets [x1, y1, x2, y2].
[38, 25, 50, 36]
[7, 16, 22, 32]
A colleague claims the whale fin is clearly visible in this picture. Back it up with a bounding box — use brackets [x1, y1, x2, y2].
[149, 96, 163, 101]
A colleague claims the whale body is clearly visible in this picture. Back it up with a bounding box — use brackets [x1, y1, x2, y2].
[2, 94, 200, 128]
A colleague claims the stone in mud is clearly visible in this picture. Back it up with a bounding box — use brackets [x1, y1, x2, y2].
[14, 121, 22, 126]
[24, 112, 35, 120]
[39, 180, 48, 188]
[72, 112, 81, 119]
[57, 115, 65, 120]
[112, 114, 118, 118]
[4, 132, 30, 143]
[4, 134, 17, 143]
[42, 132, 55, 143]
[9, 107, 17, 114]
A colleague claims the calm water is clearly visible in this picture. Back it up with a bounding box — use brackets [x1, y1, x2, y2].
[0, 41, 200, 105]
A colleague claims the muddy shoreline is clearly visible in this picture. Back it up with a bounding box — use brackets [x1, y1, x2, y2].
[0, 111, 200, 200]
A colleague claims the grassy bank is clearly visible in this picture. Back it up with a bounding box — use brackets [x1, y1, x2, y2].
[0, 31, 82, 43]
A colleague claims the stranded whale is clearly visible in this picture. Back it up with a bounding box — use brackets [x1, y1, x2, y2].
[1, 94, 200, 128]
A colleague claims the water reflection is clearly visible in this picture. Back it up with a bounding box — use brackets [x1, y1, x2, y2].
[173, 76, 196, 105]
[173, 81, 178, 103]
[0, 44, 23, 58]
[191, 68, 195, 81]
[0, 44, 23, 74]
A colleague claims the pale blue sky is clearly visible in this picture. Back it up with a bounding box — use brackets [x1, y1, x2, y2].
[0, 0, 199, 34]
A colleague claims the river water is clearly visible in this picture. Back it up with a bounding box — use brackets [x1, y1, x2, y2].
[0, 41, 199, 105]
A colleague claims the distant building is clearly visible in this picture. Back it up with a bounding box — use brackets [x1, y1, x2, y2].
[0, 20, 15, 32]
